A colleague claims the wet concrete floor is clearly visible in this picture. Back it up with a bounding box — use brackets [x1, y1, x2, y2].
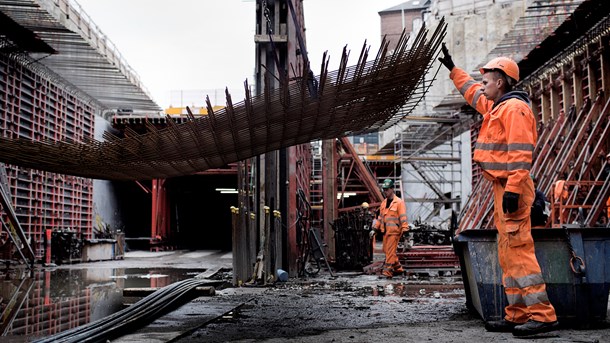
[0, 250, 230, 341]
[2, 250, 609, 343]
[116, 271, 610, 343]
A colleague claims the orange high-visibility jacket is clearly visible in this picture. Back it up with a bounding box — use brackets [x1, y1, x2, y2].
[372, 196, 408, 236]
[451, 67, 536, 194]
[553, 180, 568, 203]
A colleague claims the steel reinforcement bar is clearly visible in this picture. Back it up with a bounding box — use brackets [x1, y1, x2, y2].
[0, 20, 447, 181]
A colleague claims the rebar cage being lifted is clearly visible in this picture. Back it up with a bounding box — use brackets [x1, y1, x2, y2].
[0, 20, 447, 181]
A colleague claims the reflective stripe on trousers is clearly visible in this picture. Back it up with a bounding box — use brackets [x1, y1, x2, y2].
[492, 177, 557, 323]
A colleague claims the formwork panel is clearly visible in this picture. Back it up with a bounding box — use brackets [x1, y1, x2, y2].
[0, 55, 95, 260]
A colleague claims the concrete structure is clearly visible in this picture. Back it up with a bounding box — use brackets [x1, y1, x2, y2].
[0, 0, 160, 261]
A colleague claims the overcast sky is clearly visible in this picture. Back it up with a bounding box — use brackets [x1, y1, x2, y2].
[75, 0, 401, 109]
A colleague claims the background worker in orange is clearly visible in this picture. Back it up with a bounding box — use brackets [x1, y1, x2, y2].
[371, 179, 408, 278]
[439, 44, 558, 336]
[552, 178, 569, 225]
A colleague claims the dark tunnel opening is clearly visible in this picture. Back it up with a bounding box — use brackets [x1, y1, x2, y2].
[116, 174, 236, 251]
[167, 174, 236, 251]
[113, 180, 152, 238]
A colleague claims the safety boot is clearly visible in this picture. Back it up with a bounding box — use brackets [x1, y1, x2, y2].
[484, 319, 519, 332]
[513, 320, 559, 336]
[381, 264, 393, 279]
[380, 271, 393, 279]
[392, 262, 404, 274]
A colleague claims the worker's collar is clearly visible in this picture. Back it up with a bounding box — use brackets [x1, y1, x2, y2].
[492, 90, 530, 109]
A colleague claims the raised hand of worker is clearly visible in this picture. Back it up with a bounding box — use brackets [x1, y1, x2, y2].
[438, 43, 455, 71]
[503, 191, 520, 214]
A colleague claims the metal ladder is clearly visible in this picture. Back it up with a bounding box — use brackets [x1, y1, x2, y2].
[309, 140, 323, 229]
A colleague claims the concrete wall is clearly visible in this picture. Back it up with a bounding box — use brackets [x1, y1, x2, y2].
[92, 115, 125, 235]
[426, 0, 527, 110]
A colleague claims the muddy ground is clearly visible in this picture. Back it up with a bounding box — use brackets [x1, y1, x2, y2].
[115, 271, 610, 343]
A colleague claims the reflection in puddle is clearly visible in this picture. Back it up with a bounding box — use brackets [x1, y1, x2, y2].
[110, 273, 169, 279]
[0, 267, 204, 339]
[370, 283, 464, 298]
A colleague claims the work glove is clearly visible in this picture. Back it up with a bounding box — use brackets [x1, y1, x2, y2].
[369, 230, 376, 239]
[503, 191, 520, 214]
[371, 219, 379, 229]
[438, 43, 455, 71]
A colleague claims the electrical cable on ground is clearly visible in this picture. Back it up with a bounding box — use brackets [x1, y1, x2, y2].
[32, 278, 216, 343]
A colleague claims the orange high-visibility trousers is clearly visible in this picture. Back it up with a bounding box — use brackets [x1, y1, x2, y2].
[492, 177, 557, 323]
[382, 234, 401, 270]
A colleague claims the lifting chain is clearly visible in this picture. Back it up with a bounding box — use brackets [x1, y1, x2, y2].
[563, 226, 586, 277]
[262, 0, 273, 35]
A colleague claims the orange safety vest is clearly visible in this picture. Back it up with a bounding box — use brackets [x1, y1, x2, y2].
[451, 67, 536, 194]
[372, 196, 408, 236]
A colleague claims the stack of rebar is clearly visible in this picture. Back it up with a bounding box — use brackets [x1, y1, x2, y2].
[0, 20, 446, 181]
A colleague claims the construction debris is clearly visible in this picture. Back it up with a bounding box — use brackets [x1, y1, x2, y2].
[332, 208, 374, 270]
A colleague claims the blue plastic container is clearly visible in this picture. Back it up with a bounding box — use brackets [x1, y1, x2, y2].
[276, 269, 289, 282]
[453, 227, 610, 327]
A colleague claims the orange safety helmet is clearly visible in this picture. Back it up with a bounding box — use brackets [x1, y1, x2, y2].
[479, 57, 519, 82]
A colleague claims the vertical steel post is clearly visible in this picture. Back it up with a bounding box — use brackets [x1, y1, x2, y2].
[322, 139, 337, 260]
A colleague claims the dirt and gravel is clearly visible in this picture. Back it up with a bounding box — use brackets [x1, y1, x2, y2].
[115, 271, 610, 343]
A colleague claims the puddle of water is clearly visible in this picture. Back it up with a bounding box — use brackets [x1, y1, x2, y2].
[0, 267, 204, 339]
[368, 283, 464, 298]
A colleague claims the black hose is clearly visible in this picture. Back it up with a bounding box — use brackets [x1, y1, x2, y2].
[33, 278, 212, 343]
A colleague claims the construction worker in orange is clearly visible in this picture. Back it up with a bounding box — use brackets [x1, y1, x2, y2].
[439, 44, 559, 336]
[553, 180, 568, 202]
[371, 179, 408, 279]
[552, 179, 569, 225]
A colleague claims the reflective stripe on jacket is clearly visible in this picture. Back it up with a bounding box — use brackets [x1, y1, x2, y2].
[372, 196, 408, 236]
[450, 67, 536, 193]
